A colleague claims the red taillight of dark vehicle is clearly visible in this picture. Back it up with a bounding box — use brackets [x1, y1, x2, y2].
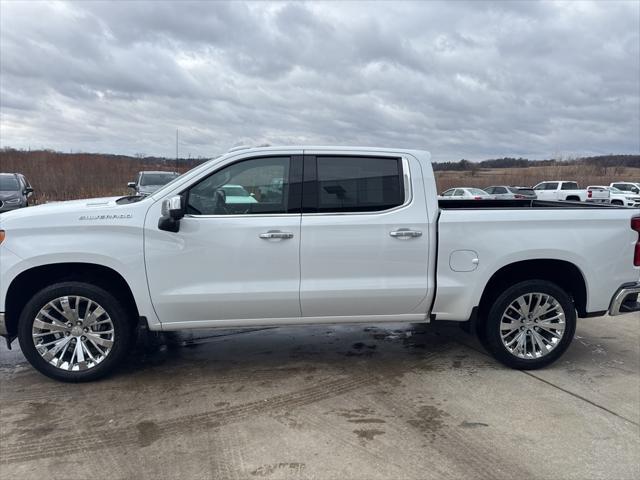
[632, 216, 640, 266]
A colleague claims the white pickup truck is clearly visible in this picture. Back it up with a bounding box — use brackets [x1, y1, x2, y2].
[1, 146, 639, 382]
[533, 181, 609, 203]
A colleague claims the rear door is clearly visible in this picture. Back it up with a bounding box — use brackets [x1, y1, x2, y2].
[299, 152, 430, 318]
[534, 182, 558, 201]
[492, 186, 509, 199]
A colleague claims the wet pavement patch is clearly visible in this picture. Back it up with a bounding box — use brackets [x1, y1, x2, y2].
[353, 428, 386, 441]
[136, 420, 161, 447]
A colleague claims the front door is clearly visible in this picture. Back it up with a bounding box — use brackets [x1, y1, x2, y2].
[299, 153, 431, 318]
[144, 155, 303, 326]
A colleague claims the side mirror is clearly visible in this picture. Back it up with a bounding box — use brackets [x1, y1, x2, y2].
[158, 195, 185, 232]
[24, 187, 34, 197]
[632, 187, 639, 194]
[127, 182, 136, 189]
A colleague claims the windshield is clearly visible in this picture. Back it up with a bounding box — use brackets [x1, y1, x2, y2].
[0, 175, 20, 191]
[469, 188, 488, 195]
[140, 172, 179, 186]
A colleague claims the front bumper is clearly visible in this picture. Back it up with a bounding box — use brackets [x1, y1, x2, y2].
[608, 282, 640, 316]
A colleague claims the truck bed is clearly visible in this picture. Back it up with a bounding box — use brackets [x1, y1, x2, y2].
[438, 199, 622, 209]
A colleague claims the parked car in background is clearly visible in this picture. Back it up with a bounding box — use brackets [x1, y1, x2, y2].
[220, 185, 258, 204]
[484, 186, 537, 199]
[610, 182, 640, 195]
[128, 171, 180, 196]
[439, 187, 492, 199]
[589, 186, 640, 208]
[0, 173, 34, 213]
[533, 181, 608, 203]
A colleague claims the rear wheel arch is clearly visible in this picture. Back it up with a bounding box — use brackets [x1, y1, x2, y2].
[476, 259, 588, 333]
[4, 263, 139, 337]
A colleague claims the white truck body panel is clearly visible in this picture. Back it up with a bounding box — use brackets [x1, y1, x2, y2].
[433, 208, 638, 320]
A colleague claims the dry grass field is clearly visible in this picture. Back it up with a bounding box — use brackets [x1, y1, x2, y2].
[1, 149, 638, 202]
[0, 150, 200, 203]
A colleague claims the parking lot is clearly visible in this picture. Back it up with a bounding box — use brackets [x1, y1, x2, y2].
[0, 314, 638, 480]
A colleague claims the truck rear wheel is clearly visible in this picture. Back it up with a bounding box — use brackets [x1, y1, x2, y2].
[18, 282, 133, 382]
[482, 280, 576, 369]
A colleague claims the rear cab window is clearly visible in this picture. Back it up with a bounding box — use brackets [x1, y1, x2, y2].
[309, 156, 405, 213]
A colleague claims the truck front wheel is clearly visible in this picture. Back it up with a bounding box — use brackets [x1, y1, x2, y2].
[482, 280, 576, 369]
[18, 282, 134, 382]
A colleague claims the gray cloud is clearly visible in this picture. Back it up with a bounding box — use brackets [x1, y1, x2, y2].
[1, 0, 638, 161]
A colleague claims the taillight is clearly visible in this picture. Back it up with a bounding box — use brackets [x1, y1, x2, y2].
[474, 196, 482, 200]
[587, 190, 593, 198]
[514, 194, 525, 199]
[632, 217, 640, 266]
[0, 230, 4, 245]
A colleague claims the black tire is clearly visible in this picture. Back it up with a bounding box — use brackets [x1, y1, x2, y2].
[611, 200, 624, 206]
[482, 280, 576, 370]
[18, 282, 134, 382]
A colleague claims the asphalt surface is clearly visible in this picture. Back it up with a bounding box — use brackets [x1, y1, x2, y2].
[0, 314, 638, 480]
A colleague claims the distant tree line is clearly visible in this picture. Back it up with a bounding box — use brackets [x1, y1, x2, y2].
[432, 155, 640, 171]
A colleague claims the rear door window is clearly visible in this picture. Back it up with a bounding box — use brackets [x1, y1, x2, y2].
[312, 156, 404, 213]
[561, 182, 579, 190]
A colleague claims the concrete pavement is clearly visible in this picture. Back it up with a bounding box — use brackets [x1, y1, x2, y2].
[0, 314, 638, 479]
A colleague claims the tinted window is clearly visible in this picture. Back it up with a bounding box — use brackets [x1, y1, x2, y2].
[0, 175, 20, 190]
[453, 189, 465, 196]
[561, 182, 579, 190]
[187, 156, 290, 215]
[544, 182, 559, 190]
[316, 156, 403, 212]
[494, 187, 507, 194]
[442, 189, 455, 197]
[484, 187, 494, 194]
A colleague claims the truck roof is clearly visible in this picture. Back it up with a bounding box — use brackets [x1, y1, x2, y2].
[226, 145, 430, 158]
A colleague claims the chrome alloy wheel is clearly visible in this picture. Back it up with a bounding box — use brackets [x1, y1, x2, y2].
[499, 292, 566, 359]
[32, 296, 115, 371]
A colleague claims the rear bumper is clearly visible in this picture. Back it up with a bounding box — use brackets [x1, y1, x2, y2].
[608, 282, 640, 316]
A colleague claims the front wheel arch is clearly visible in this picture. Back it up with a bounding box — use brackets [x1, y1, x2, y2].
[5, 263, 139, 338]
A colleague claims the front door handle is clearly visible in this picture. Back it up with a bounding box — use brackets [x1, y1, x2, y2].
[390, 229, 422, 239]
[259, 230, 294, 240]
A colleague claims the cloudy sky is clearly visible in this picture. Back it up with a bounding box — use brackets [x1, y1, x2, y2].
[1, 1, 638, 161]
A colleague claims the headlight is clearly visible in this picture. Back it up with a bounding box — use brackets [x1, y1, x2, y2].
[3, 198, 20, 205]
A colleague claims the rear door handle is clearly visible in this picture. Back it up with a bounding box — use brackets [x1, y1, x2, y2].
[390, 229, 422, 239]
[259, 230, 294, 240]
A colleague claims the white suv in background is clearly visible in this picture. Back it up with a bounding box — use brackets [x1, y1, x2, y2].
[610, 182, 640, 195]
